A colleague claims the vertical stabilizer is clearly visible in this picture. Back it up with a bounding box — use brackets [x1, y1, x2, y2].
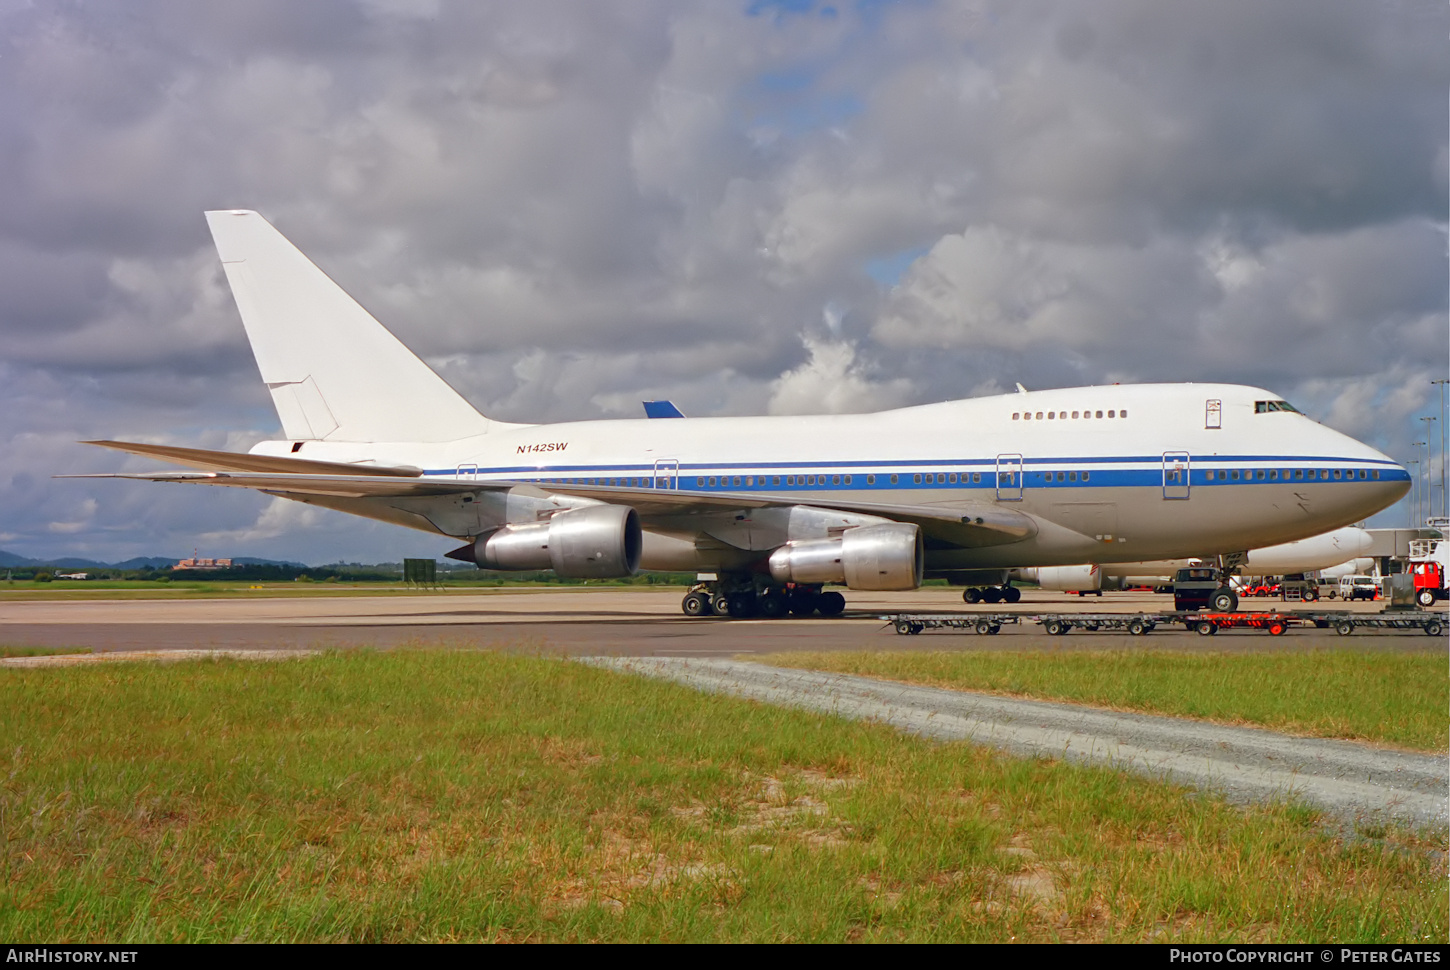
[205, 209, 502, 443]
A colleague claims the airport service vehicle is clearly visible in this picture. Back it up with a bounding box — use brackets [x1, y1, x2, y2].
[1337, 575, 1379, 602]
[1172, 567, 1234, 612]
[1409, 538, 1448, 607]
[1012, 526, 1366, 610]
[69, 210, 1410, 618]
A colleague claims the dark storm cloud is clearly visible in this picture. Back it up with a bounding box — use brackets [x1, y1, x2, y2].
[0, 0, 1443, 562]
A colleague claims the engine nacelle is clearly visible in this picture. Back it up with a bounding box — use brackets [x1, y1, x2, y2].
[1031, 564, 1103, 592]
[767, 523, 922, 591]
[474, 505, 641, 578]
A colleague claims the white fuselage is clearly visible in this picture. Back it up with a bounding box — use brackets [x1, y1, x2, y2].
[251, 382, 1408, 573]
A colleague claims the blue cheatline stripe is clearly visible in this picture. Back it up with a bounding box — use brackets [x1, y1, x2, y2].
[423, 454, 1403, 477]
[426, 462, 1405, 492]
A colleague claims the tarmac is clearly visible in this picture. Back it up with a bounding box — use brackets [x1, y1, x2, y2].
[0, 587, 1440, 656]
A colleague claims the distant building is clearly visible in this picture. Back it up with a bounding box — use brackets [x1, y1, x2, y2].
[56, 572, 89, 580]
[173, 557, 233, 570]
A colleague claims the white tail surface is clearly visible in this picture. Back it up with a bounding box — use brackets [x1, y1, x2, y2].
[205, 209, 501, 443]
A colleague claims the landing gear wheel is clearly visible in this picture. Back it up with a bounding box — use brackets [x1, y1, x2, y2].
[1418, 588, 1438, 608]
[1335, 620, 1355, 637]
[1210, 588, 1238, 613]
[788, 591, 818, 616]
[1425, 619, 1444, 638]
[1195, 621, 1217, 636]
[962, 588, 981, 605]
[726, 592, 758, 618]
[681, 591, 711, 617]
[1003, 586, 1021, 603]
[1127, 618, 1147, 636]
[711, 593, 731, 615]
[817, 591, 846, 617]
[758, 591, 788, 618]
[982, 587, 1003, 605]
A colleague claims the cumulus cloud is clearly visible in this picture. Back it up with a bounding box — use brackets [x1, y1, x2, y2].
[0, 0, 1443, 561]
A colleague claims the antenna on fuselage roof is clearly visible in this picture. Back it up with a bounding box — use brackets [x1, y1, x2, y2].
[1015, 383, 1028, 394]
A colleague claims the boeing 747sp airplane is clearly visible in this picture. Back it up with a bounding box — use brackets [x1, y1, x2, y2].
[71, 210, 1410, 618]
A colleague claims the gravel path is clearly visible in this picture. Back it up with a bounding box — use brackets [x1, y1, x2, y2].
[586, 656, 1449, 830]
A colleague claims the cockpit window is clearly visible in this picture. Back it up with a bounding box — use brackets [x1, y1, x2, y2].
[1254, 400, 1301, 414]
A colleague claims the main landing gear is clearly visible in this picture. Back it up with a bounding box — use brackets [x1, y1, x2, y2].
[681, 579, 845, 618]
[961, 584, 1021, 605]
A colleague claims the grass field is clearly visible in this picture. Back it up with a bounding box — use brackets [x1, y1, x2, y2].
[0, 646, 91, 658]
[0, 650, 1442, 943]
[759, 650, 1449, 753]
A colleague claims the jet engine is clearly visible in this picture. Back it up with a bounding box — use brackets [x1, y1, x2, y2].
[767, 523, 922, 591]
[472, 505, 642, 578]
[1031, 564, 1103, 592]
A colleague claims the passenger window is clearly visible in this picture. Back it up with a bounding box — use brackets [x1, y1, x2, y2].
[708, 477, 717, 486]
[1013, 412, 1020, 420]
[1269, 470, 1278, 480]
[1048, 412, 1055, 419]
[913, 474, 922, 484]
[844, 475, 852, 485]
[1231, 470, 1240, 480]
[1081, 471, 1089, 481]
[1095, 410, 1103, 418]
[948, 473, 957, 484]
[1332, 469, 1341, 480]
[832, 475, 840, 485]
[1108, 410, 1115, 418]
[1372, 470, 1380, 479]
[1358, 470, 1366, 479]
[866, 475, 875, 485]
[1320, 470, 1328, 479]
[732, 476, 741, 486]
[1206, 470, 1215, 481]
[890, 474, 898, 484]
[696, 477, 704, 487]
[1256, 470, 1265, 480]
[1056, 472, 1065, 482]
[1120, 409, 1127, 418]
[1293, 469, 1303, 480]
[972, 472, 981, 483]
[1024, 412, 1032, 421]
[1036, 412, 1043, 420]
[1071, 411, 1079, 419]
[1069, 471, 1077, 482]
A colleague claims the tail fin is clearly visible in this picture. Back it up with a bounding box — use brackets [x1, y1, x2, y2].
[205, 210, 504, 443]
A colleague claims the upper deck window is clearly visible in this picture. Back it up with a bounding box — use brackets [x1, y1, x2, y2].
[1255, 400, 1301, 414]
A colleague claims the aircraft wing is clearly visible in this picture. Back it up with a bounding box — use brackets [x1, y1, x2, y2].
[69, 442, 1035, 548]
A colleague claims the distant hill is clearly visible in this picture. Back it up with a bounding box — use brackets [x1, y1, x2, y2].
[0, 550, 307, 570]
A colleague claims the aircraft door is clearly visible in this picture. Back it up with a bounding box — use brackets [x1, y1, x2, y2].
[1162, 452, 1190, 500]
[653, 459, 680, 490]
[1205, 399, 1222, 429]
[995, 454, 1024, 502]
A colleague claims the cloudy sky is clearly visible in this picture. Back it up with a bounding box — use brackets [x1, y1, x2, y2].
[1, 0, 1446, 564]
